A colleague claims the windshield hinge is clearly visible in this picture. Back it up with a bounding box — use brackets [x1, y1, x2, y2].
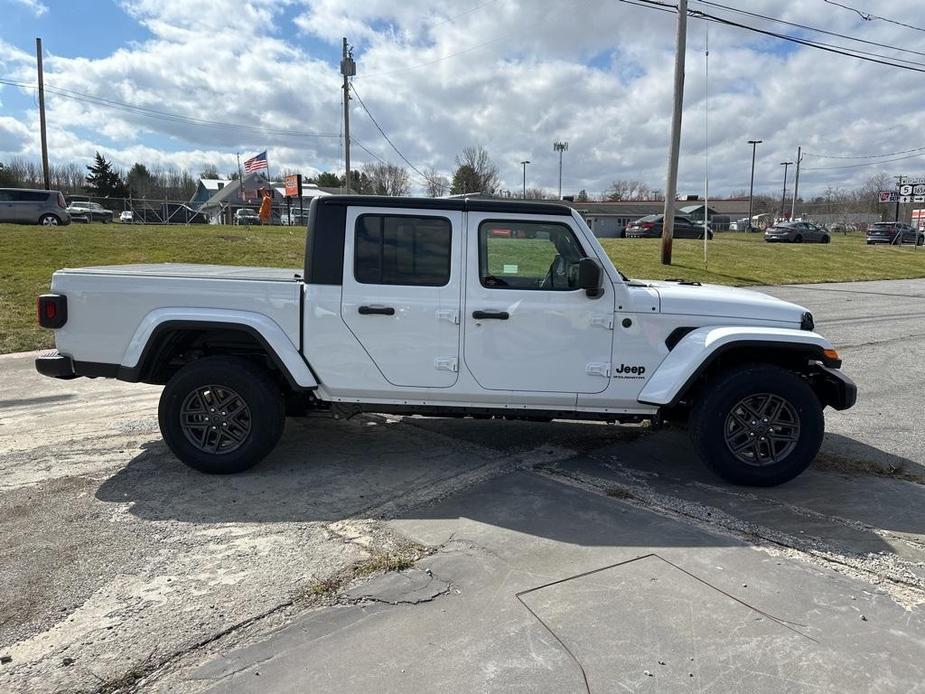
[585, 362, 611, 378]
[590, 315, 614, 330]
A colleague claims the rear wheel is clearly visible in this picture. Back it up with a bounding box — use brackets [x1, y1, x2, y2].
[158, 356, 285, 474]
[821, 235, 831, 244]
[39, 213, 60, 226]
[689, 364, 824, 486]
[794, 235, 803, 243]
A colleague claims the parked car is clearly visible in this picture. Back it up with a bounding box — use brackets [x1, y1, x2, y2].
[234, 208, 261, 225]
[34, 195, 855, 486]
[0, 187, 71, 226]
[119, 211, 134, 224]
[624, 214, 713, 239]
[730, 217, 755, 232]
[67, 201, 113, 223]
[865, 222, 924, 246]
[764, 221, 830, 244]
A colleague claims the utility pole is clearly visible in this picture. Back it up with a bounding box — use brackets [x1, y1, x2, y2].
[553, 141, 568, 199]
[791, 146, 802, 221]
[520, 160, 530, 199]
[895, 176, 901, 223]
[341, 38, 355, 193]
[779, 161, 793, 220]
[747, 139, 761, 232]
[661, 0, 688, 265]
[36, 37, 50, 190]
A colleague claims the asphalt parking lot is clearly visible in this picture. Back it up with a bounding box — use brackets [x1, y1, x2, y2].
[1, 279, 924, 693]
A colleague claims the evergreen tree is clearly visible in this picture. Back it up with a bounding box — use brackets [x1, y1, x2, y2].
[85, 152, 126, 198]
[315, 171, 341, 188]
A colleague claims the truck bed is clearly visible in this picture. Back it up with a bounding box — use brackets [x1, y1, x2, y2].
[50, 264, 304, 369]
[59, 264, 301, 282]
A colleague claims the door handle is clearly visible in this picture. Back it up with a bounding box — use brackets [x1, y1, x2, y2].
[472, 310, 509, 320]
[358, 305, 395, 316]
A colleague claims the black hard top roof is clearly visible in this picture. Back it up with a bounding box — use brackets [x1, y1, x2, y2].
[315, 195, 574, 216]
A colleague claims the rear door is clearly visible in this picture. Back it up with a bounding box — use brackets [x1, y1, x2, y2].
[340, 207, 462, 388]
[463, 213, 615, 393]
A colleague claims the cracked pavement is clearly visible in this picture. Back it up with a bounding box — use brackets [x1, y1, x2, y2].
[1, 279, 924, 693]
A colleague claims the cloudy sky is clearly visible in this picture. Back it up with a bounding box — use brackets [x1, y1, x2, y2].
[1, 0, 924, 197]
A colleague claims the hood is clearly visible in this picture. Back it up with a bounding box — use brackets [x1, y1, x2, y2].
[641, 280, 809, 325]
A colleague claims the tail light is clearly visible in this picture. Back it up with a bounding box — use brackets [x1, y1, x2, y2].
[57, 192, 66, 208]
[642, 222, 654, 229]
[37, 294, 67, 329]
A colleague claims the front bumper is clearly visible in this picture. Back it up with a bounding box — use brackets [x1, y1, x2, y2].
[35, 350, 76, 379]
[811, 365, 857, 411]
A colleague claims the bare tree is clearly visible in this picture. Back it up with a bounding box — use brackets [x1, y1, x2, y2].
[451, 145, 499, 195]
[362, 162, 411, 196]
[524, 187, 550, 200]
[423, 166, 450, 197]
[605, 179, 661, 201]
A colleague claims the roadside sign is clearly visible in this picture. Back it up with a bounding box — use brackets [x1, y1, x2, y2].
[285, 174, 302, 198]
[900, 184, 913, 196]
[879, 191, 898, 203]
[900, 196, 913, 203]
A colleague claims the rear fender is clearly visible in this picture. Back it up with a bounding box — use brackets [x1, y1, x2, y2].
[120, 308, 318, 388]
[637, 326, 835, 407]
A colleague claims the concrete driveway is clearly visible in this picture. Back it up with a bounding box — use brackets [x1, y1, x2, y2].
[1, 279, 923, 693]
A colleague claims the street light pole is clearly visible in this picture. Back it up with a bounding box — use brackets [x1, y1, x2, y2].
[520, 160, 530, 199]
[779, 161, 794, 220]
[747, 140, 761, 232]
[553, 141, 568, 199]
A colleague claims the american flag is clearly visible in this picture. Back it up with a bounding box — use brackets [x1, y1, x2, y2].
[243, 151, 269, 173]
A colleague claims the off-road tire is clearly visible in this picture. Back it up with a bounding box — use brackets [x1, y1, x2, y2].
[689, 364, 824, 486]
[158, 356, 285, 474]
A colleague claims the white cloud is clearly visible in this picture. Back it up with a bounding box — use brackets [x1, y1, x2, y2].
[1, 0, 924, 197]
[7, 0, 47, 17]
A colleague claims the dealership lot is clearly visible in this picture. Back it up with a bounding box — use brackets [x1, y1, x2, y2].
[1, 280, 924, 692]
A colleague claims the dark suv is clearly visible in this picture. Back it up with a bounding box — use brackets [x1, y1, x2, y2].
[0, 188, 71, 226]
[624, 214, 713, 239]
[866, 222, 924, 246]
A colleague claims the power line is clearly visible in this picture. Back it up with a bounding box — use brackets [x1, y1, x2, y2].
[697, 0, 925, 59]
[349, 83, 428, 179]
[690, 10, 925, 73]
[801, 152, 925, 170]
[616, 0, 925, 73]
[804, 144, 925, 160]
[0, 77, 341, 139]
[351, 137, 431, 186]
[822, 0, 925, 33]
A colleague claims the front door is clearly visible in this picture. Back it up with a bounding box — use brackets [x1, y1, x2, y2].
[463, 213, 615, 393]
[340, 207, 462, 388]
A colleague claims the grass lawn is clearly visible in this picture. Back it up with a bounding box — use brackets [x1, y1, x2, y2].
[2, 222, 924, 354]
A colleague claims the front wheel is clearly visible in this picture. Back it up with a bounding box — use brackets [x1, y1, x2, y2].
[689, 364, 824, 486]
[821, 235, 830, 244]
[158, 356, 286, 474]
[794, 235, 803, 243]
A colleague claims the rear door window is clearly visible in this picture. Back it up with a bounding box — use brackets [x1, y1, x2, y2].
[355, 214, 452, 287]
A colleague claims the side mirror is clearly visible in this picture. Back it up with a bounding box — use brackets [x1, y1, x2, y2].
[577, 257, 603, 298]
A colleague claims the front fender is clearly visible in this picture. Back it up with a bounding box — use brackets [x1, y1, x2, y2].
[637, 326, 834, 406]
[120, 307, 318, 388]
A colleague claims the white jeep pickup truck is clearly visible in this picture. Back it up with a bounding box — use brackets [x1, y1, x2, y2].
[35, 196, 856, 486]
